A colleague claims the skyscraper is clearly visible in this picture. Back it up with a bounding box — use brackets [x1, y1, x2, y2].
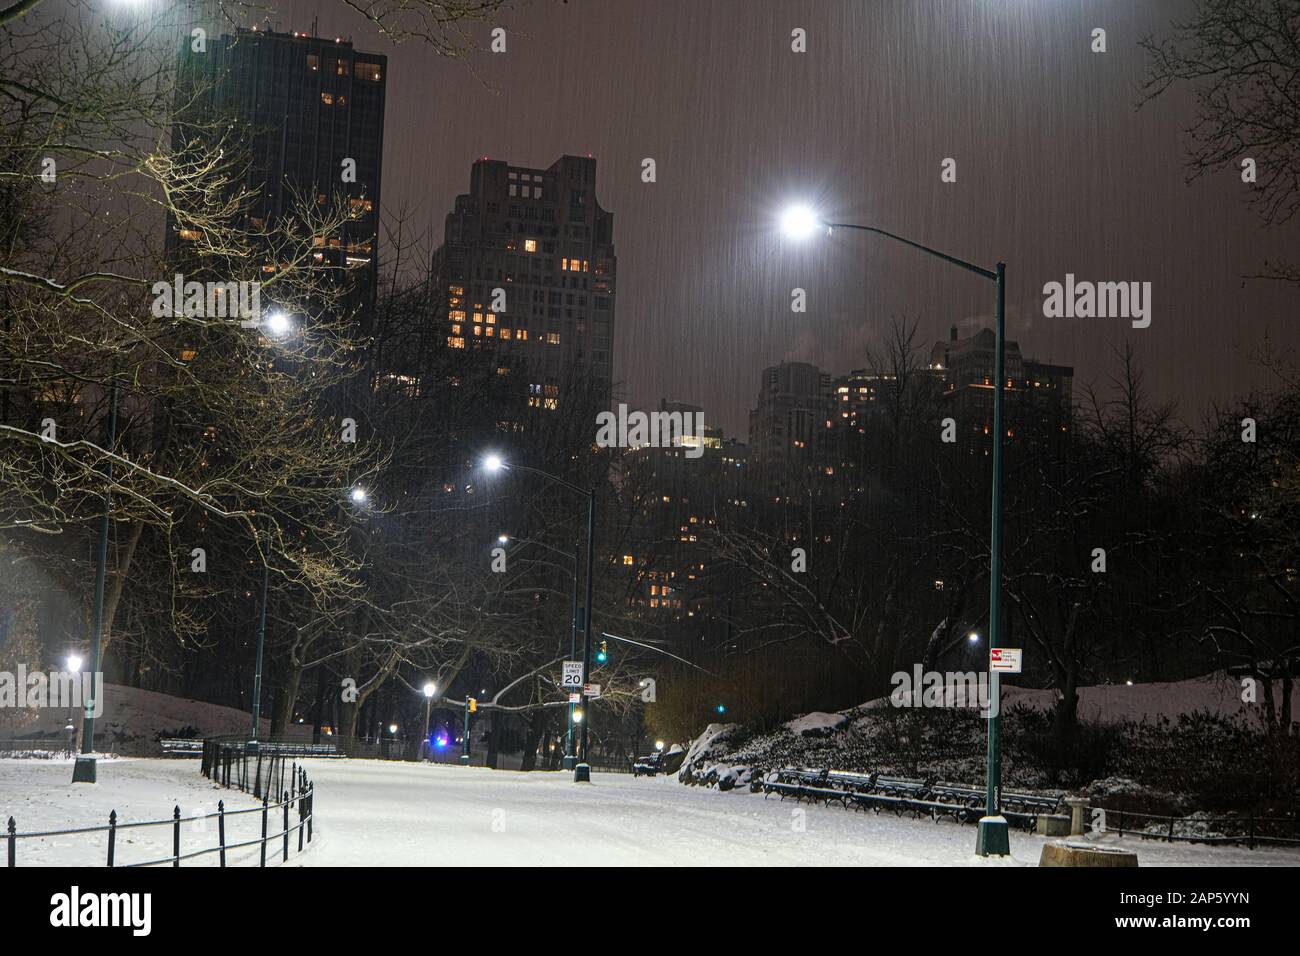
[432, 156, 616, 402]
[169, 28, 387, 316]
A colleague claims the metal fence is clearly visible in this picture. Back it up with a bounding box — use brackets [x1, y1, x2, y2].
[1098, 806, 1300, 849]
[5, 761, 313, 867]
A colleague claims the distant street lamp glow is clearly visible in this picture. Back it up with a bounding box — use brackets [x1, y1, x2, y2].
[66, 655, 83, 672]
[349, 486, 367, 504]
[968, 632, 980, 642]
[388, 723, 398, 734]
[780, 205, 821, 240]
[423, 682, 437, 698]
[264, 310, 291, 337]
[497, 534, 508, 544]
[572, 708, 584, 723]
[483, 454, 505, 472]
[654, 739, 664, 751]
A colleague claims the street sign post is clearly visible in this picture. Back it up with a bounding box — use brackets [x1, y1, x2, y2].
[583, 683, 601, 699]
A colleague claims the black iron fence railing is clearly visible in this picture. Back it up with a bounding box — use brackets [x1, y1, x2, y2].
[1098, 806, 1300, 849]
[5, 762, 313, 867]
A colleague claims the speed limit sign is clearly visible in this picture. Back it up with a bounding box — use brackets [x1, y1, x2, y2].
[562, 661, 584, 689]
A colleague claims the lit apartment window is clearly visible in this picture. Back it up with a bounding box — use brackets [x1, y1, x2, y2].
[623, 555, 634, 565]
[524, 239, 537, 253]
[449, 310, 466, 323]
[473, 325, 482, 336]
[546, 332, 560, 345]
[451, 324, 462, 334]
[307, 54, 319, 71]
[485, 314, 496, 325]
[348, 197, 373, 214]
[447, 336, 466, 349]
[178, 228, 201, 241]
[321, 92, 335, 105]
[335, 59, 350, 76]
[356, 61, 382, 81]
[518, 329, 528, 340]
[179, 348, 198, 361]
[499, 328, 511, 340]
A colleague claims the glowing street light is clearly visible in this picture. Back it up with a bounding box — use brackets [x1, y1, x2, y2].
[349, 486, 368, 505]
[968, 632, 980, 643]
[483, 453, 505, 472]
[779, 204, 822, 240]
[497, 533, 509, 544]
[777, 204, 1010, 857]
[66, 654, 83, 673]
[263, 310, 292, 337]
[654, 739, 665, 751]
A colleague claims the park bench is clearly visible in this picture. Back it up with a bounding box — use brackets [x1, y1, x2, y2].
[159, 737, 206, 756]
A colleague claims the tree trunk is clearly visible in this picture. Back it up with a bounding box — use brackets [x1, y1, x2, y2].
[271, 659, 303, 736]
[519, 708, 546, 772]
[486, 709, 501, 769]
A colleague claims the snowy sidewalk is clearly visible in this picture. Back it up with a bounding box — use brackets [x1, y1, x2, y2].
[5, 757, 1298, 866]
[1, 757, 276, 867]
[295, 759, 1300, 867]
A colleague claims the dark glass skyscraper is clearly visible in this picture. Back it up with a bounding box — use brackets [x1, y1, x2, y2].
[169, 28, 387, 316]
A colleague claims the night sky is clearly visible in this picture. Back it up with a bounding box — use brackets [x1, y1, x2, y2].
[248, 0, 1296, 436]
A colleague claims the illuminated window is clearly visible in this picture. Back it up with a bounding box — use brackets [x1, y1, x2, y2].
[447, 336, 466, 349]
[547, 332, 560, 345]
[524, 239, 537, 253]
[623, 555, 634, 565]
[307, 55, 319, 72]
[518, 329, 528, 340]
[335, 59, 350, 77]
[179, 348, 197, 361]
[349, 197, 373, 214]
[356, 61, 382, 82]
[499, 328, 512, 340]
[473, 325, 482, 336]
[449, 310, 466, 323]
[451, 324, 462, 334]
[178, 228, 201, 241]
[321, 92, 335, 105]
[485, 314, 496, 325]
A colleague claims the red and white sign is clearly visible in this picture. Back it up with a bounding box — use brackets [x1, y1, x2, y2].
[990, 648, 1023, 673]
[583, 683, 601, 699]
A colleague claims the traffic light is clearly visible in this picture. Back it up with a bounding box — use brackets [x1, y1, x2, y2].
[596, 640, 608, 664]
[467, 697, 477, 713]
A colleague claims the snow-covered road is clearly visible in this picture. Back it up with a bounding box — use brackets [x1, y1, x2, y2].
[297, 760, 1300, 867]
[6, 757, 1299, 866]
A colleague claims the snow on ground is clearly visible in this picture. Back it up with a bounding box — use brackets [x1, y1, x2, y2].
[0, 757, 273, 867]
[785, 712, 848, 736]
[297, 760, 1299, 867]
[5, 757, 1298, 866]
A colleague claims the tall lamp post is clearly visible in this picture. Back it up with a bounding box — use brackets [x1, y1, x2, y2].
[499, 532, 583, 770]
[780, 206, 1010, 856]
[484, 455, 597, 782]
[73, 379, 118, 785]
[422, 682, 437, 761]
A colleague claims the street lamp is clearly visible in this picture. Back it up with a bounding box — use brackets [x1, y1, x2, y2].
[65, 655, 82, 753]
[423, 682, 437, 760]
[780, 206, 1011, 857]
[263, 310, 292, 337]
[968, 632, 980, 643]
[349, 486, 368, 505]
[74, 379, 119, 784]
[483, 455, 597, 783]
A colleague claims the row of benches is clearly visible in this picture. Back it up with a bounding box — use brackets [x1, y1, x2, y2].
[753, 768, 1061, 830]
[161, 738, 345, 758]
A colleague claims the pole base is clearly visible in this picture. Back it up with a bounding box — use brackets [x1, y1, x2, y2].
[976, 816, 1011, 856]
[71, 756, 98, 784]
[459, 754, 470, 765]
[573, 763, 591, 783]
[561, 755, 577, 770]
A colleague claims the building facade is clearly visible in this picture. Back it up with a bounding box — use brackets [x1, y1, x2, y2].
[432, 156, 616, 403]
[170, 28, 387, 315]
